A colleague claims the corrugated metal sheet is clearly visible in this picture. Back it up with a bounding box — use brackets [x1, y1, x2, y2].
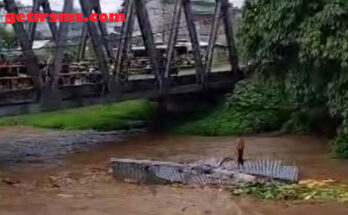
[112, 158, 299, 186]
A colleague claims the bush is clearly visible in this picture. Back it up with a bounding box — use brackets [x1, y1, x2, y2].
[175, 76, 290, 135]
[281, 111, 311, 134]
[226, 76, 289, 111]
[331, 131, 348, 158]
[175, 107, 283, 136]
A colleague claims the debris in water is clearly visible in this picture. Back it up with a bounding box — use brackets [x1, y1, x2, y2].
[299, 179, 336, 188]
[2, 177, 21, 186]
[57, 194, 74, 198]
[111, 158, 299, 186]
[48, 176, 60, 188]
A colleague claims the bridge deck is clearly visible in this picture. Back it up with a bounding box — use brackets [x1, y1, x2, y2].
[0, 68, 237, 116]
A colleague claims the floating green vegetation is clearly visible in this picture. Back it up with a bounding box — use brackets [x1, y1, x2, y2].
[232, 182, 348, 203]
[0, 100, 155, 131]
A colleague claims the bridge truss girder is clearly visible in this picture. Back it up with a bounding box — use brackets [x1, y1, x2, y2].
[116, 0, 240, 93]
[2, 0, 240, 106]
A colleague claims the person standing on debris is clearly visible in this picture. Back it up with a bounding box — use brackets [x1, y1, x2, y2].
[235, 134, 245, 169]
[218, 133, 245, 169]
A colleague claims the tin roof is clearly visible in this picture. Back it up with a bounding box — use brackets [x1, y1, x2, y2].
[163, 0, 216, 15]
[191, 0, 216, 15]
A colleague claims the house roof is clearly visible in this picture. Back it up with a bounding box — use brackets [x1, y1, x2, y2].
[32, 40, 52, 49]
[191, 0, 216, 15]
[164, 0, 216, 15]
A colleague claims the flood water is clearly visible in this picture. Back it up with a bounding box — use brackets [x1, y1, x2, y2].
[0, 126, 348, 215]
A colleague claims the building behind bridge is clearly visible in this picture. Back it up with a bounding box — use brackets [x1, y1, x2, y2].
[1, 0, 241, 63]
[128, 0, 241, 45]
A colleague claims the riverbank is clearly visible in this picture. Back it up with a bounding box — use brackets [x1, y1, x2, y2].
[0, 126, 143, 171]
[0, 100, 155, 131]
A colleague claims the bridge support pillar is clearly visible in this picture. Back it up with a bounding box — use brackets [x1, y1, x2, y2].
[134, 0, 163, 96]
[50, 0, 73, 89]
[221, 0, 241, 78]
[27, 0, 40, 45]
[183, 0, 204, 85]
[79, 0, 110, 95]
[77, 23, 89, 61]
[115, 0, 135, 83]
[40, 0, 73, 107]
[41, 0, 58, 41]
[203, 0, 222, 78]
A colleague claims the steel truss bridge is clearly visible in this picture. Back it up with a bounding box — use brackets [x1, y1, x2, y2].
[0, 0, 242, 116]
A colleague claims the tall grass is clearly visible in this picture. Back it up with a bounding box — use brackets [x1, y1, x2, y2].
[0, 100, 155, 131]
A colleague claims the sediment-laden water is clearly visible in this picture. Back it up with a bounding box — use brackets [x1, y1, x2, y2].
[0, 127, 348, 215]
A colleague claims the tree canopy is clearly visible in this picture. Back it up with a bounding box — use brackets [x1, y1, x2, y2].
[238, 0, 348, 157]
[0, 26, 18, 50]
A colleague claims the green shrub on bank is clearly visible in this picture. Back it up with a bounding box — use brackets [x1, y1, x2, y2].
[281, 111, 311, 134]
[226, 76, 290, 111]
[331, 131, 348, 158]
[327, 73, 348, 158]
[175, 77, 291, 135]
[175, 107, 283, 136]
[0, 100, 154, 131]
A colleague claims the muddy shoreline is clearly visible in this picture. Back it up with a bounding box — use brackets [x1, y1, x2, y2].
[0, 126, 145, 171]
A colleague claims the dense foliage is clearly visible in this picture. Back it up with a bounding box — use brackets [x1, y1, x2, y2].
[238, 0, 348, 157]
[174, 77, 301, 135]
[0, 27, 18, 49]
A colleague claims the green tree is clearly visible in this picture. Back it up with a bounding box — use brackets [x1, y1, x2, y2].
[0, 27, 18, 49]
[238, 0, 348, 157]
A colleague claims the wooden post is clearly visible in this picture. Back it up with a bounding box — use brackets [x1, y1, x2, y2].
[134, 0, 163, 93]
[41, 0, 58, 41]
[28, 0, 40, 45]
[79, 0, 110, 94]
[220, 0, 240, 75]
[182, 0, 204, 84]
[3, 0, 42, 92]
[50, 0, 73, 88]
[164, 0, 182, 80]
[203, 0, 222, 76]
[77, 23, 89, 61]
[115, 0, 135, 81]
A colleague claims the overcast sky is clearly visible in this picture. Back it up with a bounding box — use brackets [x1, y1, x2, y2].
[18, 0, 245, 12]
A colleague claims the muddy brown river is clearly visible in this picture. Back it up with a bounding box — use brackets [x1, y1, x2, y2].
[0, 126, 348, 215]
